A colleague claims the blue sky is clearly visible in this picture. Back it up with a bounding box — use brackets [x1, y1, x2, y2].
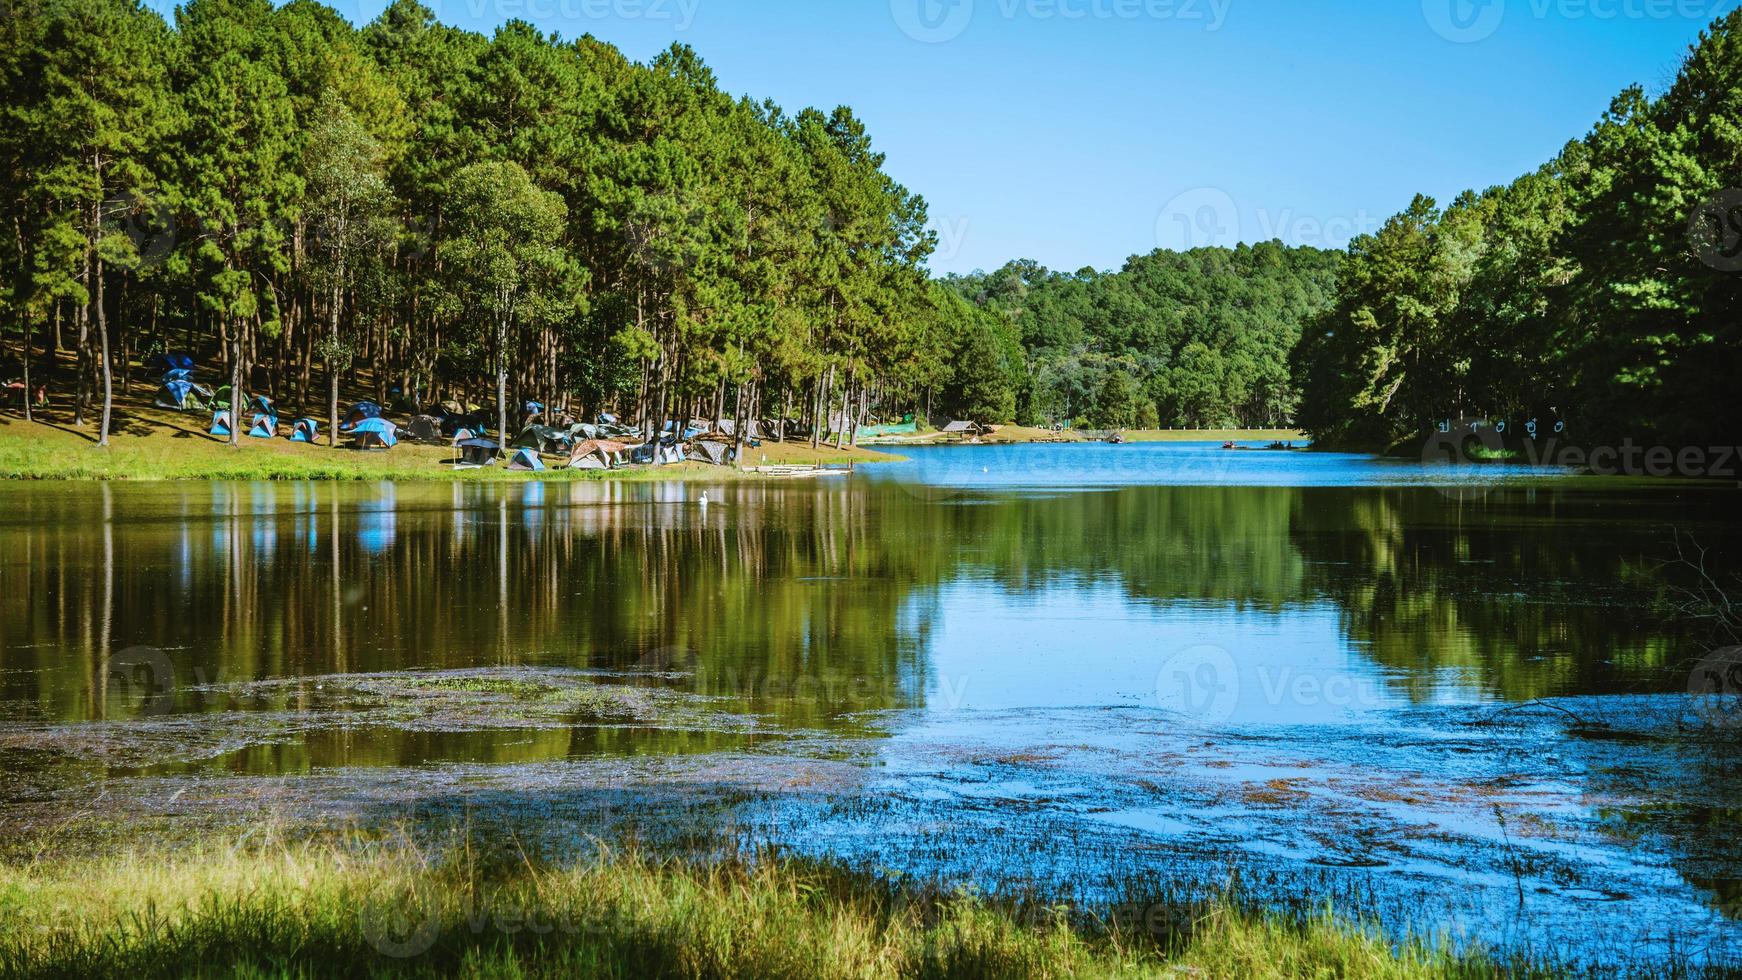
[173, 0, 1740, 275]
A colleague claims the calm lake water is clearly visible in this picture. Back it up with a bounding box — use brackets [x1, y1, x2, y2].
[3, 443, 1740, 967]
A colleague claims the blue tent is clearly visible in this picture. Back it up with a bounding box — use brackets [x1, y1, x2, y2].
[161, 368, 194, 383]
[341, 401, 383, 431]
[348, 417, 397, 449]
[508, 447, 545, 472]
[290, 418, 319, 443]
[247, 413, 278, 438]
[154, 378, 211, 411]
[149, 352, 195, 374]
[209, 410, 232, 436]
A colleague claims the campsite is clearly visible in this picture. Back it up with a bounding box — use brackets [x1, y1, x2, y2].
[6, 3, 1742, 979]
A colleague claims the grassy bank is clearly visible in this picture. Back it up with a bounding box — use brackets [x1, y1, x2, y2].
[0, 412, 896, 482]
[0, 835, 1505, 980]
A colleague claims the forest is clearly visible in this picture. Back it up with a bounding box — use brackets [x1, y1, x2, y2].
[1292, 10, 1742, 450]
[0, 0, 1023, 448]
[3, 1, 1740, 450]
[945, 243, 1342, 430]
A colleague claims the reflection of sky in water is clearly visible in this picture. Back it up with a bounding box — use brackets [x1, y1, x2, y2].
[868, 442, 1573, 489]
[356, 483, 397, 554]
[914, 579, 1474, 724]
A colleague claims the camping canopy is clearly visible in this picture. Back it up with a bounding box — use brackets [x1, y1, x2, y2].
[458, 438, 498, 467]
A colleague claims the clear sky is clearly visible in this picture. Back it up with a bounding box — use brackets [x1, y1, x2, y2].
[188, 0, 1742, 275]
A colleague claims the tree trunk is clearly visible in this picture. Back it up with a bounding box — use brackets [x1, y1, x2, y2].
[95, 254, 112, 447]
[834, 374, 851, 451]
[229, 320, 242, 448]
[496, 311, 508, 455]
[328, 279, 341, 448]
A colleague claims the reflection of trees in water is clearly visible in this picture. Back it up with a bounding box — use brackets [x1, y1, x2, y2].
[1284, 488, 1732, 702]
[0, 483, 941, 733]
[2, 482, 1733, 728]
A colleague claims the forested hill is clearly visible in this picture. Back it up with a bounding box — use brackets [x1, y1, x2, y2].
[1293, 10, 1742, 451]
[943, 242, 1342, 430]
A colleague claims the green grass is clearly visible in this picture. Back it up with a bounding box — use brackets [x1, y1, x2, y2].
[0, 834, 1515, 980]
[0, 412, 897, 482]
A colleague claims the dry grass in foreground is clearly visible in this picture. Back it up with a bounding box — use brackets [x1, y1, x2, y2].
[0, 834, 1549, 980]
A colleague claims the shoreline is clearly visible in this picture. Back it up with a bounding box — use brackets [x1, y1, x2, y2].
[0, 412, 1309, 482]
[0, 412, 902, 483]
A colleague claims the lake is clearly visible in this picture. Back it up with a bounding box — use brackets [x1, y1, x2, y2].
[2, 443, 1740, 968]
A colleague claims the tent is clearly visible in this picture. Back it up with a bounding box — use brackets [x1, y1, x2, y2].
[438, 409, 490, 438]
[341, 401, 383, 431]
[690, 440, 732, 466]
[661, 420, 708, 440]
[211, 386, 233, 410]
[457, 438, 498, 467]
[508, 447, 545, 472]
[942, 420, 981, 436]
[348, 417, 397, 450]
[568, 439, 630, 470]
[148, 352, 195, 374]
[209, 410, 232, 437]
[154, 378, 211, 411]
[405, 415, 443, 444]
[247, 414, 278, 439]
[512, 424, 572, 455]
[290, 418, 320, 443]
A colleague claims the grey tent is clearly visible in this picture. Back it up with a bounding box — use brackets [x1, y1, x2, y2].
[569, 451, 609, 470]
[511, 424, 571, 455]
[405, 415, 444, 444]
[690, 440, 732, 466]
